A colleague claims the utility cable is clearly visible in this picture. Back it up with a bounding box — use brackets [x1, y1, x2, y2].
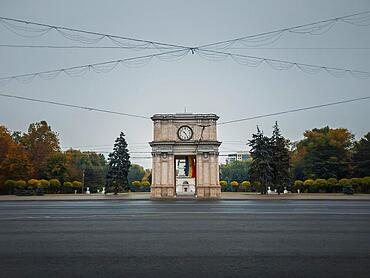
[0, 92, 151, 120]
[216, 96, 370, 126]
[195, 49, 370, 79]
[1, 44, 370, 50]
[196, 11, 370, 50]
[0, 16, 189, 50]
[0, 49, 190, 85]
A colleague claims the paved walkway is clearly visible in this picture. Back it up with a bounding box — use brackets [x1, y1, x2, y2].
[1, 192, 370, 201]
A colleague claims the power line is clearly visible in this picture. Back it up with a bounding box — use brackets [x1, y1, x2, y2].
[197, 11, 370, 50]
[1, 47, 368, 85]
[2, 44, 370, 50]
[195, 49, 370, 79]
[0, 93, 151, 120]
[0, 49, 190, 85]
[0, 44, 174, 50]
[1, 93, 369, 127]
[216, 96, 370, 126]
[0, 16, 189, 50]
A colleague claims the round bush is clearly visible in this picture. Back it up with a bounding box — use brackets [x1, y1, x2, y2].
[303, 179, 314, 192]
[313, 179, 327, 193]
[63, 181, 73, 187]
[131, 181, 141, 187]
[230, 181, 239, 187]
[219, 180, 227, 187]
[142, 181, 150, 187]
[39, 179, 50, 188]
[293, 180, 304, 192]
[28, 179, 41, 188]
[4, 180, 16, 188]
[15, 180, 26, 188]
[72, 181, 82, 188]
[49, 179, 61, 187]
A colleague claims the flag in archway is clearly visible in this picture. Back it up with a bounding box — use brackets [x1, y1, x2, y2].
[185, 156, 196, 178]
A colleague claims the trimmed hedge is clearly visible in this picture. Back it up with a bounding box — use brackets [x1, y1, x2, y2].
[292, 177, 370, 193]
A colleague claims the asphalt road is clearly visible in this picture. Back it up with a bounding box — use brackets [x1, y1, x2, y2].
[0, 200, 370, 278]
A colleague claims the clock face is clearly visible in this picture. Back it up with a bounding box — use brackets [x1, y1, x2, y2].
[177, 126, 193, 141]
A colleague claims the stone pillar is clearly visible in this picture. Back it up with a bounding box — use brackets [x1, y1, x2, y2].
[150, 153, 175, 198]
[196, 152, 221, 199]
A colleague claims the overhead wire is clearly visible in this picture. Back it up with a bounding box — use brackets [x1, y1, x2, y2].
[0, 49, 190, 85]
[215, 96, 370, 126]
[195, 49, 370, 79]
[0, 16, 189, 50]
[0, 92, 151, 120]
[1, 44, 370, 50]
[2, 92, 369, 130]
[196, 11, 370, 50]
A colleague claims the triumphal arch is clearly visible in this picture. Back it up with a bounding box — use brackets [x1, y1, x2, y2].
[150, 113, 221, 199]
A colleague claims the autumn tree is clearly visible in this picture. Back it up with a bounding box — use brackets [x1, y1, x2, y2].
[0, 126, 33, 186]
[106, 132, 131, 194]
[21, 121, 60, 178]
[352, 132, 370, 177]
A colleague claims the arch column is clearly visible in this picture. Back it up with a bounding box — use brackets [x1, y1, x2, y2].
[150, 153, 175, 198]
[196, 152, 221, 198]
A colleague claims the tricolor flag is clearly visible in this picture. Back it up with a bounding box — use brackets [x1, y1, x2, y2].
[185, 156, 196, 178]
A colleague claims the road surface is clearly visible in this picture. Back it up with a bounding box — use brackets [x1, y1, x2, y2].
[0, 200, 369, 277]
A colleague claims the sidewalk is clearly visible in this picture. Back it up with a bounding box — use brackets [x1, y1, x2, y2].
[0, 192, 370, 201]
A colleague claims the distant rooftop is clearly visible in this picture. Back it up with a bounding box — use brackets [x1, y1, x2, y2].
[151, 113, 219, 121]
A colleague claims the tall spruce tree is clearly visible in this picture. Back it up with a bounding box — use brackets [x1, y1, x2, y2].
[106, 132, 131, 194]
[248, 126, 273, 194]
[352, 132, 370, 177]
[271, 122, 291, 194]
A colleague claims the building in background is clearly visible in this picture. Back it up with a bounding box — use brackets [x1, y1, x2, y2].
[225, 151, 250, 164]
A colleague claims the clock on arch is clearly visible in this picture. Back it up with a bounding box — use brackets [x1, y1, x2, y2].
[177, 125, 193, 141]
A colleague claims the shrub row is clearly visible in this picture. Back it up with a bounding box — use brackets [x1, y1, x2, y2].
[220, 180, 252, 192]
[293, 177, 370, 193]
[2, 179, 82, 194]
[129, 180, 151, 192]
[220, 177, 370, 193]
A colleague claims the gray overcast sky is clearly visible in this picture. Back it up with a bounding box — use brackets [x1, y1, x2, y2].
[0, 0, 369, 168]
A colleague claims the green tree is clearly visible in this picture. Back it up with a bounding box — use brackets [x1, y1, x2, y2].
[220, 160, 251, 183]
[270, 122, 291, 193]
[63, 149, 107, 192]
[291, 126, 353, 179]
[249, 126, 273, 194]
[106, 132, 131, 194]
[352, 132, 370, 177]
[128, 164, 145, 185]
[42, 152, 68, 182]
